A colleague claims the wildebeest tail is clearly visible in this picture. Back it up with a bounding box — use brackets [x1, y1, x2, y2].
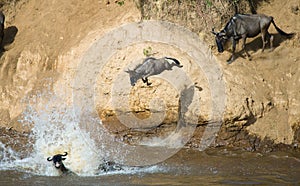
[165, 57, 181, 65]
[271, 18, 294, 37]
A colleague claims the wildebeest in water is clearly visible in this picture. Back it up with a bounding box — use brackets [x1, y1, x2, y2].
[125, 57, 183, 86]
[212, 13, 293, 63]
[47, 152, 75, 176]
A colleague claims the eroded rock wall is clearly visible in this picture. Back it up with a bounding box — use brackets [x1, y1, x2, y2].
[0, 0, 299, 148]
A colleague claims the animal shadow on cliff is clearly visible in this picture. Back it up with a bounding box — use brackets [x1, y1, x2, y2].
[0, 26, 18, 57]
[177, 85, 196, 130]
[236, 33, 293, 59]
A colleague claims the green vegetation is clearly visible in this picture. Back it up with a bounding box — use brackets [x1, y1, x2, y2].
[205, 0, 212, 7]
[143, 46, 153, 57]
[115, 0, 125, 6]
[137, 0, 259, 34]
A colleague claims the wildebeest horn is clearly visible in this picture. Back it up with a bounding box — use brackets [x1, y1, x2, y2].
[219, 31, 227, 37]
[125, 69, 132, 73]
[211, 28, 218, 35]
[62, 152, 68, 156]
[47, 157, 53, 161]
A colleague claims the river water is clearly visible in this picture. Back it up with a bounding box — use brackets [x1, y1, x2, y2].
[1, 147, 300, 185]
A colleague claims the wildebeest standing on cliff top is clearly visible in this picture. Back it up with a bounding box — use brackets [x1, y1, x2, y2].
[0, 11, 4, 50]
[212, 13, 293, 63]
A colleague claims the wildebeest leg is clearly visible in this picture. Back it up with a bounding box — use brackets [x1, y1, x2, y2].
[0, 25, 4, 51]
[261, 30, 268, 52]
[227, 38, 237, 64]
[142, 77, 147, 83]
[142, 77, 152, 86]
[269, 34, 274, 51]
[264, 31, 274, 51]
[241, 36, 251, 59]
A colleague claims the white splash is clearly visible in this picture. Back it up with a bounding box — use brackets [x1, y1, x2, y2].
[0, 141, 22, 166]
[0, 90, 163, 176]
[139, 127, 195, 148]
[0, 90, 103, 176]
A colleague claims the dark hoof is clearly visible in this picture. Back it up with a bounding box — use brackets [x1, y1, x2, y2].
[227, 59, 234, 64]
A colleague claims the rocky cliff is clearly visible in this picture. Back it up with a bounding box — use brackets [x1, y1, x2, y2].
[0, 0, 299, 150]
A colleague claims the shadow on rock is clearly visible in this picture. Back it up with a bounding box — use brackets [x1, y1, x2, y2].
[0, 26, 18, 57]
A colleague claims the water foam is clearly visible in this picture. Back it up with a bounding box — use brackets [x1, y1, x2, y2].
[0, 90, 103, 176]
[0, 141, 22, 168]
[0, 90, 163, 176]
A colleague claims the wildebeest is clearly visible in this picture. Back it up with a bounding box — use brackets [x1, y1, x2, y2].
[47, 152, 72, 175]
[125, 57, 183, 86]
[212, 14, 293, 63]
[0, 11, 4, 50]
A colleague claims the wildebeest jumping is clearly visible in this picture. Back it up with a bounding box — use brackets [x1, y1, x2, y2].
[0, 11, 5, 50]
[125, 57, 183, 86]
[47, 152, 74, 175]
[212, 13, 293, 63]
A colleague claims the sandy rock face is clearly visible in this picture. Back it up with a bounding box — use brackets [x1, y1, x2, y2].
[0, 47, 50, 131]
[221, 56, 300, 144]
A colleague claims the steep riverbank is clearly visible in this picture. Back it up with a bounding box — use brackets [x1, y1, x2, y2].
[0, 0, 299, 152]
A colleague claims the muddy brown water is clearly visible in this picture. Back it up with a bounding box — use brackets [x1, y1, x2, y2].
[1, 148, 300, 185]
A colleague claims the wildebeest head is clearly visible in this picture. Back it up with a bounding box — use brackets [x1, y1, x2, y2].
[125, 69, 139, 86]
[211, 28, 228, 53]
[47, 152, 68, 169]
